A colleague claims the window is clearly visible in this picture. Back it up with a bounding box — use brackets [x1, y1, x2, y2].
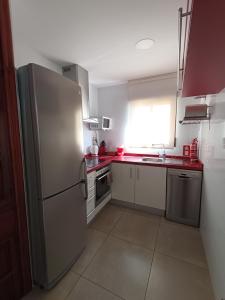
[126, 97, 176, 148]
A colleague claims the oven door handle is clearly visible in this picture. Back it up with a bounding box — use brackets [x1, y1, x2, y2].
[96, 171, 111, 181]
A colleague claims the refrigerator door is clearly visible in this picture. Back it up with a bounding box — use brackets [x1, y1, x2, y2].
[30, 64, 84, 198]
[43, 184, 86, 287]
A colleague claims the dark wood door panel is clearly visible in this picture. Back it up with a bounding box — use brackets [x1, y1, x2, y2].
[0, 210, 16, 241]
[0, 0, 32, 298]
[0, 274, 20, 300]
[0, 236, 21, 300]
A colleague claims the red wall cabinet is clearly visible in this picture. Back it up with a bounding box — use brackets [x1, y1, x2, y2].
[182, 0, 225, 97]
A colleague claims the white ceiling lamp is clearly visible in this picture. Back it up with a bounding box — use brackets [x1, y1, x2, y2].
[135, 38, 154, 50]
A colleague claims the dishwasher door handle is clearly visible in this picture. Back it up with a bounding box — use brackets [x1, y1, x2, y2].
[178, 175, 192, 179]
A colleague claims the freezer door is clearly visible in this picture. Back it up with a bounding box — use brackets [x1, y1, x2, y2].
[43, 184, 86, 287]
[30, 64, 84, 198]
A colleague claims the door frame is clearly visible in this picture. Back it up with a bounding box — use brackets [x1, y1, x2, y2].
[0, 0, 32, 296]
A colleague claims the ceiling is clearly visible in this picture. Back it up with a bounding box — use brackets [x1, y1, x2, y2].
[10, 0, 186, 86]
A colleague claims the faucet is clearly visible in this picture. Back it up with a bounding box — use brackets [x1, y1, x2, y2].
[158, 144, 166, 160]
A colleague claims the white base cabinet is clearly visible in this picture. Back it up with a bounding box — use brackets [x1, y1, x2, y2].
[135, 165, 166, 210]
[112, 163, 135, 203]
[86, 171, 96, 216]
[112, 163, 167, 211]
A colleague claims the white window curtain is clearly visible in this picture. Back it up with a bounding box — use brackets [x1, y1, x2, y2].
[126, 96, 176, 148]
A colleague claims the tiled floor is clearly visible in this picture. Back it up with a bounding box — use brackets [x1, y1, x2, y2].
[23, 204, 215, 300]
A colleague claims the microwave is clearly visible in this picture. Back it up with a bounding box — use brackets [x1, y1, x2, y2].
[90, 117, 112, 130]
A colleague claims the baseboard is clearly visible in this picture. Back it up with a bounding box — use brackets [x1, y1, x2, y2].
[111, 198, 165, 216]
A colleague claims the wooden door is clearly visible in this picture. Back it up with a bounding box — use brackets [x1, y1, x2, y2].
[0, 0, 32, 299]
[135, 165, 167, 210]
[111, 163, 135, 203]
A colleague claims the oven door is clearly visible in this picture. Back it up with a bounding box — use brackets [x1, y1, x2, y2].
[95, 170, 111, 207]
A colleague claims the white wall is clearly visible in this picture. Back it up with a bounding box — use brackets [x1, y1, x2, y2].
[97, 75, 201, 154]
[12, 40, 62, 74]
[10, 8, 98, 154]
[83, 85, 99, 154]
[98, 83, 129, 150]
[199, 91, 225, 300]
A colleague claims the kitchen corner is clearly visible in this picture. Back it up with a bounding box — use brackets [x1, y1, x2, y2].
[6, 0, 225, 299]
[85, 153, 203, 226]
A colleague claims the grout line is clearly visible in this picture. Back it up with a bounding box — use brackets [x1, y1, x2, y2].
[109, 231, 155, 252]
[79, 205, 126, 276]
[80, 276, 125, 300]
[144, 216, 161, 300]
[80, 233, 110, 276]
[108, 234, 155, 254]
[154, 250, 208, 270]
[64, 274, 81, 300]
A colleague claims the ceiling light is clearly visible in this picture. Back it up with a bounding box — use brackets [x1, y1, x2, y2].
[135, 39, 154, 50]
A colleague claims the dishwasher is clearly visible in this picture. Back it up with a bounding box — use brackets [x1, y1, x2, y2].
[166, 169, 202, 227]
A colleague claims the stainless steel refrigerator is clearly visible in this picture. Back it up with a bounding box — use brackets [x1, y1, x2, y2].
[17, 64, 87, 289]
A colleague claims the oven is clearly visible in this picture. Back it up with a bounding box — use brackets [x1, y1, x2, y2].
[95, 165, 112, 207]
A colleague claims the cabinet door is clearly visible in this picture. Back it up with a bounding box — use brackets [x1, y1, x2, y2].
[182, 0, 225, 97]
[112, 163, 135, 203]
[135, 166, 166, 210]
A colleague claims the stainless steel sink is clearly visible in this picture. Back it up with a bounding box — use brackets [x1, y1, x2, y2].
[142, 157, 164, 162]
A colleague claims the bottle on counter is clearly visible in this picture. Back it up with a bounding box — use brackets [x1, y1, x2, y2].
[98, 140, 106, 156]
[183, 145, 190, 157]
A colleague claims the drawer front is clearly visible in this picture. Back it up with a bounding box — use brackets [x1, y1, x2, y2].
[88, 186, 95, 200]
[87, 197, 95, 216]
[87, 174, 96, 189]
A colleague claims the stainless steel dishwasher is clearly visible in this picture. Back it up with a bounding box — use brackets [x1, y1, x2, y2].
[166, 169, 202, 227]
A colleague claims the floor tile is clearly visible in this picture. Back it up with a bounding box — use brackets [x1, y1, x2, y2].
[161, 216, 200, 231]
[123, 207, 161, 224]
[145, 253, 215, 300]
[71, 228, 107, 274]
[66, 277, 122, 300]
[111, 213, 159, 250]
[90, 204, 124, 234]
[83, 236, 153, 300]
[22, 271, 79, 300]
[156, 223, 207, 268]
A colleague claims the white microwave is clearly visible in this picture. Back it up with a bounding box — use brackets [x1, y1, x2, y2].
[90, 117, 112, 130]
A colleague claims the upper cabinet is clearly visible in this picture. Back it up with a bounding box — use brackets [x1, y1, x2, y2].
[179, 0, 225, 98]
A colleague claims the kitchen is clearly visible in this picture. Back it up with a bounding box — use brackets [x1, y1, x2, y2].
[0, 0, 225, 300]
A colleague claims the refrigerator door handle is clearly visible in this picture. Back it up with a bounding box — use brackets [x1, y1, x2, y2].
[80, 179, 88, 200]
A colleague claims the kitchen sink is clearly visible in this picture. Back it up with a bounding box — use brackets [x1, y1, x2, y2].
[142, 157, 164, 162]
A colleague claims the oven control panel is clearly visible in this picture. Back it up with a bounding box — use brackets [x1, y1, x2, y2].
[96, 165, 111, 177]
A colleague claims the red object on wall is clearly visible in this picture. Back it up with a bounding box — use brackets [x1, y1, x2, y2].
[182, 0, 225, 97]
[183, 145, 190, 157]
[190, 138, 198, 162]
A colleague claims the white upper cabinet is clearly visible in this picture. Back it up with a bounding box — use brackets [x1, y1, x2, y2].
[135, 165, 167, 210]
[112, 163, 135, 203]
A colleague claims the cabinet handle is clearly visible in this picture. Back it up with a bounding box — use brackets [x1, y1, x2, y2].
[130, 167, 132, 178]
[136, 167, 140, 180]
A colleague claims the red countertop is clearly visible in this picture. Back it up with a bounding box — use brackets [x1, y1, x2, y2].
[86, 154, 203, 173]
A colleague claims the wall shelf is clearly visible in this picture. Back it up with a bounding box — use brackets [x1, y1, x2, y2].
[179, 116, 210, 125]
